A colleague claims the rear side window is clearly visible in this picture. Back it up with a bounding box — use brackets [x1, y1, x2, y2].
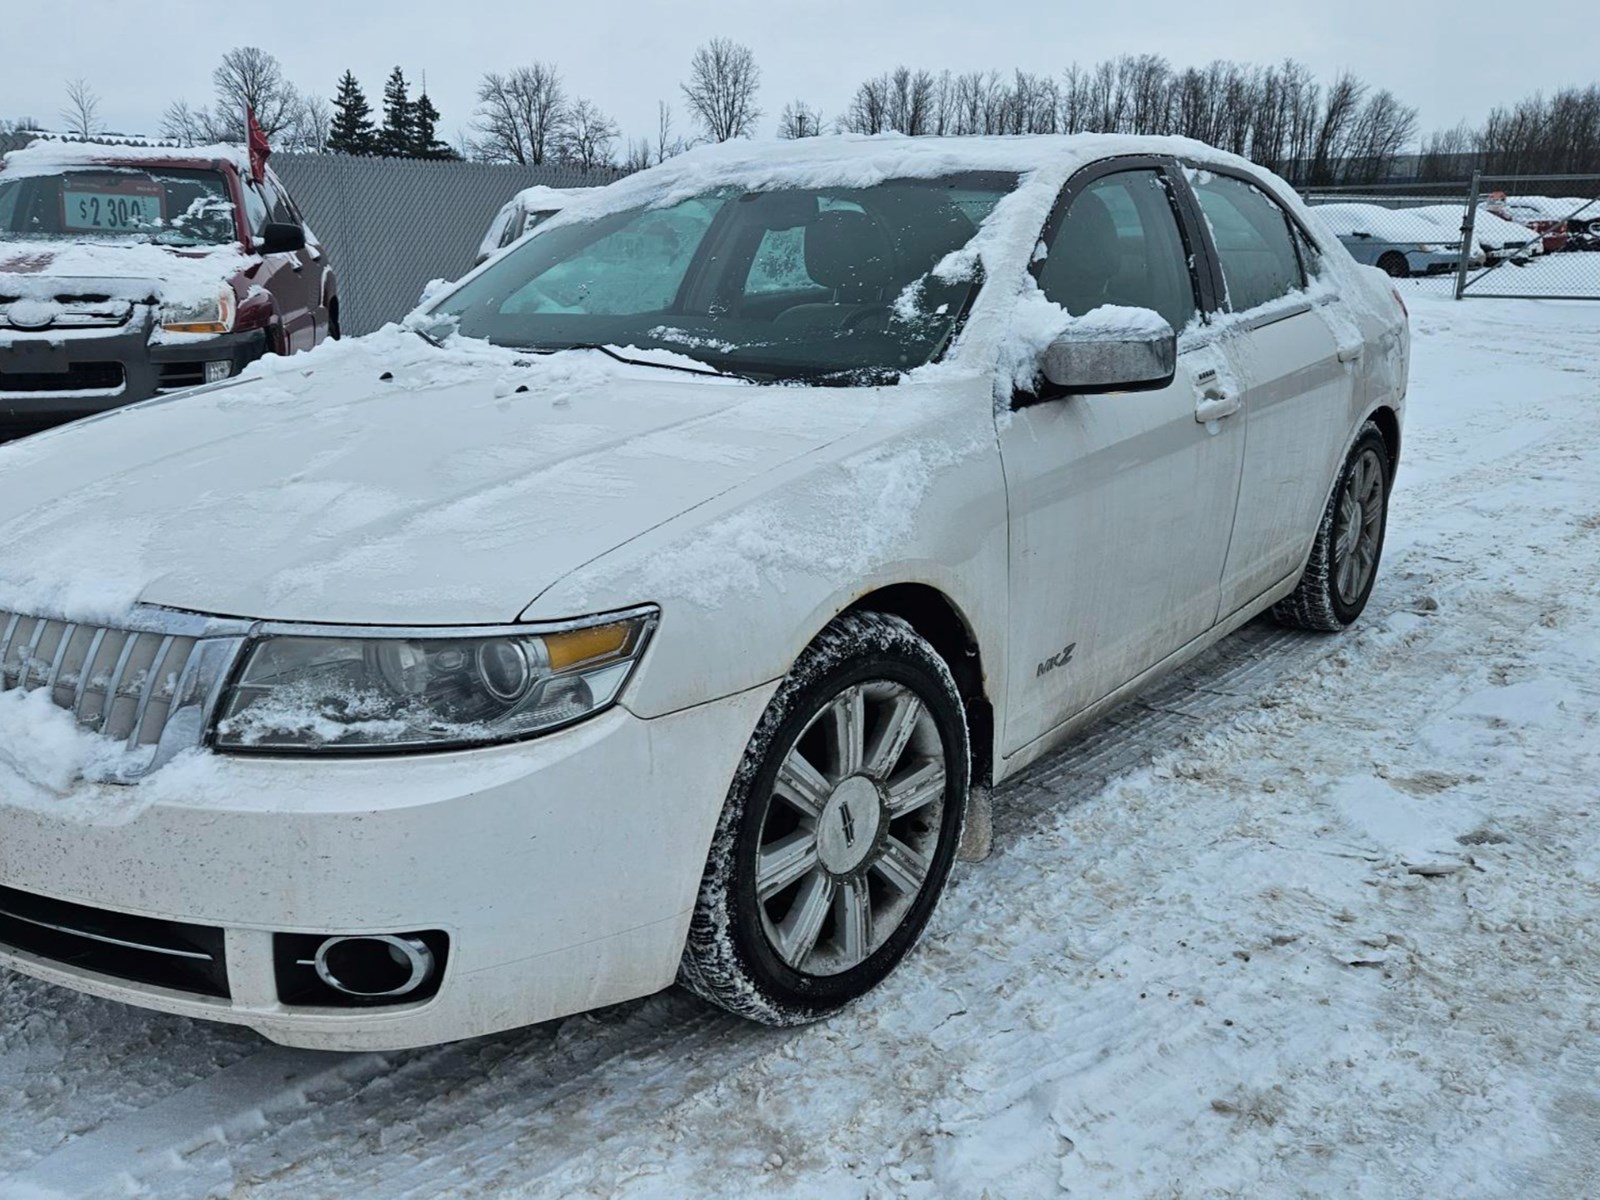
[1038, 169, 1199, 335]
[1190, 173, 1306, 312]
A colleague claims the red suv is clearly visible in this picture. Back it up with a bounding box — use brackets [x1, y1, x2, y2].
[0, 141, 338, 438]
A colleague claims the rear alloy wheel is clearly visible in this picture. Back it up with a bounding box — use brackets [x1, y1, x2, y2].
[1273, 422, 1391, 632]
[679, 612, 969, 1026]
[1377, 251, 1411, 278]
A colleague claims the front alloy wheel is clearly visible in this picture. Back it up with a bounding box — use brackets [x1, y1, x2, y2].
[757, 680, 947, 976]
[680, 612, 969, 1025]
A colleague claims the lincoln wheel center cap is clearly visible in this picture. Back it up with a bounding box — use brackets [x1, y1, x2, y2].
[816, 775, 884, 875]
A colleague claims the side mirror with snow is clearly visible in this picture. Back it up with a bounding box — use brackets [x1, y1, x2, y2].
[1026, 318, 1177, 405]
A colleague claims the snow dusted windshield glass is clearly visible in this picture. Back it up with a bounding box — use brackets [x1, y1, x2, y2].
[0, 167, 238, 247]
[431, 172, 1018, 383]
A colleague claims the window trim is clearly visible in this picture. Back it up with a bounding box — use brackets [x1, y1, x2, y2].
[1030, 154, 1218, 324]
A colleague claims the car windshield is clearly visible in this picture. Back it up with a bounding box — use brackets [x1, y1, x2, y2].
[0, 166, 238, 247]
[429, 172, 1018, 384]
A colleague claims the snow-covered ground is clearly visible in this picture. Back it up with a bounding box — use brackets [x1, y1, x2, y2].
[2, 293, 1598, 1199]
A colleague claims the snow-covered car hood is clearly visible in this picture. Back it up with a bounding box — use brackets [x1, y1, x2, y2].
[0, 238, 249, 304]
[0, 331, 872, 626]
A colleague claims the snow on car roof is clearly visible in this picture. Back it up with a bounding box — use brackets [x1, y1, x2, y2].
[566, 132, 1262, 210]
[509, 185, 587, 211]
[0, 139, 252, 180]
[1306, 203, 1450, 243]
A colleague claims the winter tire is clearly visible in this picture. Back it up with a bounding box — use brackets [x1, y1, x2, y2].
[678, 611, 969, 1026]
[1273, 421, 1391, 632]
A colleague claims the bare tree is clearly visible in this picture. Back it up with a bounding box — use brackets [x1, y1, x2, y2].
[1341, 89, 1417, 183]
[471, 64, 567, 164]
[777, 99, 823, 138]
[622, 136, 654, 173]
[554, 97, 619, 171]
[162, 47, 301, 145]
[160, 98, 207, 146]
[212, 46, 301, 138]
[842, 75, 889, 134]
[60, 78, 102, 139]
[283, 94, 332, 153]
[682, 38, 761, 142]
[655, 100, 687, 162]
[1309, 72, 1367, 184]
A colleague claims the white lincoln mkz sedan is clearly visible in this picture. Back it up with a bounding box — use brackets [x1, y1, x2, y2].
[0, 134, 1407, 1050]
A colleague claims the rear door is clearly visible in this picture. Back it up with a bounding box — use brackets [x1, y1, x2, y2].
[996, 160, 1246, 756]
[1182, 168, 1357, 615]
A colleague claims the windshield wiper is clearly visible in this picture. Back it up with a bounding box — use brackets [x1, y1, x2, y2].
[517, 343, 767, 383]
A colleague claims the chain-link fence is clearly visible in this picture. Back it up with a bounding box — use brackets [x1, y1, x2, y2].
[1453, 174, 1600, 301]
[1302, 176, 1600, 301]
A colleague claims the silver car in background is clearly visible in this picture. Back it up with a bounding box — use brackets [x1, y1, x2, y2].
[1309, 202, 1483, 277]
[474, 185, 590, 266]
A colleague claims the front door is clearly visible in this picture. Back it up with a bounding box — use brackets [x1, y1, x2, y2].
[998, 164, 1245, 757]
[249, 174, 319, 352]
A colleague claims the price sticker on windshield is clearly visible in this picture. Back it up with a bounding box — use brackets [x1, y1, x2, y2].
[62, 180, 165, 232]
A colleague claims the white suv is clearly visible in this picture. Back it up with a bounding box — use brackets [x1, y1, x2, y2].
[0, 134, 1407, 1050]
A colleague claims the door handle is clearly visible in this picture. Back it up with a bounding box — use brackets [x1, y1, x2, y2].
[1195, 389, 1240, 423]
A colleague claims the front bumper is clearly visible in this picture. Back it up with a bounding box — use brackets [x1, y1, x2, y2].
[0, 322, 268, 437]
[0, 684, 774, 1050]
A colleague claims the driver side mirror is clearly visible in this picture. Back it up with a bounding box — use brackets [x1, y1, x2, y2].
[1026, 321, 1177, 404]
[260, 222, 307, 255]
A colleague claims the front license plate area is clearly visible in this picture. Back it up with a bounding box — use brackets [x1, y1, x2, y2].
[1, 341, 70, 375]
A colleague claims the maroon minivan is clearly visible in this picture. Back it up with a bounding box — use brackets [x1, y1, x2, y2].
[0, 141, 338, 438]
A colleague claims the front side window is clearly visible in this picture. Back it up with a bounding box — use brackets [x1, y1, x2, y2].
[430, 172, 1017, 383]
[1037, 169, 1199, 334]
[240, 182, 270, 238]
[0, 166, 238, 246]
[1190, 172, 1306, 312]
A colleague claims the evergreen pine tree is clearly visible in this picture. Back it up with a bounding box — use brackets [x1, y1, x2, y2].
[409, 90, 458, 159]
[378, 67, 412, 157]
[327, 70, 377, 154]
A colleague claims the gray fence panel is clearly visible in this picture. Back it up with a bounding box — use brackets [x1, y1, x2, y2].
[271, 155, 618, 336]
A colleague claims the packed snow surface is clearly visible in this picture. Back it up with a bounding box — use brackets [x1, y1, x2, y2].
[0, 294, 1595, 1196]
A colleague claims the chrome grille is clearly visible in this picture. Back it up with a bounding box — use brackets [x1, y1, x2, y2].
[0, 611, 200, 749]
[0, 300, 134, 330]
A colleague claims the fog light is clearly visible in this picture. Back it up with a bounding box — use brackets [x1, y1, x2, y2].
[302, 934, 436, 998]
[204, 360, 234, 383]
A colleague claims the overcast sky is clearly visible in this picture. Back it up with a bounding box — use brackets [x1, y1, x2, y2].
[4, 0, 1591, 147]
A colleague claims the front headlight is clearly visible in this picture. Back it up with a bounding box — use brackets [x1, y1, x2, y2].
[161, 289, 237, 334]
[213, 607, 657, 753]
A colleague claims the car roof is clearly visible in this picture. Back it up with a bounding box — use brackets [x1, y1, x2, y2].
[0, 139, 249, 179]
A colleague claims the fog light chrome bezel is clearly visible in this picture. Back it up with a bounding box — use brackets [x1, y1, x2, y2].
[300, 934, 435, 998]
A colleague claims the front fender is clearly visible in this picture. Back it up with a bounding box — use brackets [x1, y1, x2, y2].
[526, 379, 1011, 723]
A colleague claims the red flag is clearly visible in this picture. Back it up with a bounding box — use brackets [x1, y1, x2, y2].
[246, 105, 270, 182]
